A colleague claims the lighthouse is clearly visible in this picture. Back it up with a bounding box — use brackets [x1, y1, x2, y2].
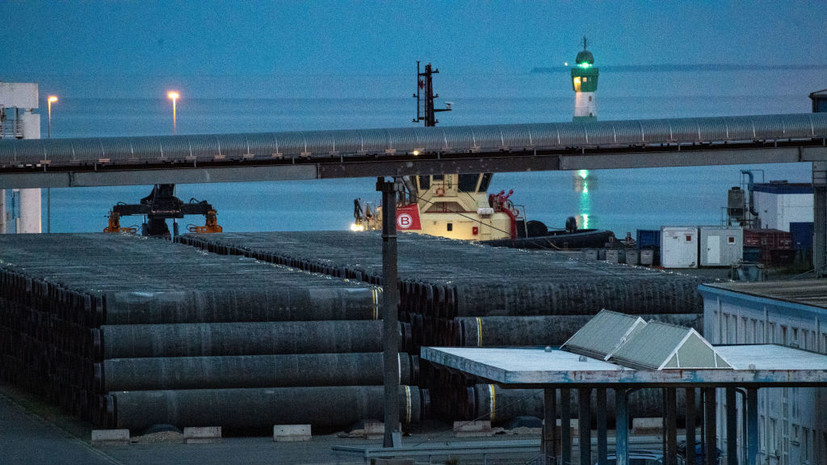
[571, 37, 599, 121]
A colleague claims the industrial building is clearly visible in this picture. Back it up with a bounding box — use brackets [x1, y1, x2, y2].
[752, 182, 814, 232]
[699, 281, 827, 464]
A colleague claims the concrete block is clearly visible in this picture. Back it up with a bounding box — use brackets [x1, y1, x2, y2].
[581, 248, 599, 260]
[632, 417, 663, 435]
[371, 459, 414, 465]
[453, 420, 493, 437]
[183, 426, 222, 444]
[364, 421, 385, 440]
[91, 429, 130, 446]
[273, 424, 311, 442]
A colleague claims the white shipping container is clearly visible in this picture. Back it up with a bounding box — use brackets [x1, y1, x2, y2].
[661, 227, 698, 268]
[700, 226, 743, 267]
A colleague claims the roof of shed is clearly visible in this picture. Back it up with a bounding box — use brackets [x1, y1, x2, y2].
[610, 322, 731, 370]
[561, 309, 646, 361]
[701, 280, 827, 310]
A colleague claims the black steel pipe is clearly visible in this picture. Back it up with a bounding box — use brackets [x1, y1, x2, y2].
[109, 385, 424, 430]
[102, 287, 380, 324]
[94, 320, 398, 359]
[98, 353, 413, 391]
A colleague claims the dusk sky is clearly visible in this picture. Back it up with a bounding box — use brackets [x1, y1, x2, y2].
[2, 1, 826, 98]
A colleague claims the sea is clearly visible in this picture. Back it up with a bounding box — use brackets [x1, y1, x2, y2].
[13, 69, 823, 236]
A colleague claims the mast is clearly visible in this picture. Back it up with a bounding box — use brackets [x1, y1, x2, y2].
[413, 61, 451, 127]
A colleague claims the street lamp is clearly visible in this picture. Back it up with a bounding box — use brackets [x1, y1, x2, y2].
[47, 95, 58, 139]
[46, 95, 58, 233]
[167, 91, 179, 135]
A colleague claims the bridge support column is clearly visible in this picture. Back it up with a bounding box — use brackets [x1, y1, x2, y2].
[596, 388, 607, 465]
[725, 388, 737, 465]
[615, 388, 629, 465]
[746, 388, 759, 465]
[813, 161, 827, 276]
[543, 388, 558, 465]
[665, 388, 677, 465]
[561, 388, 571, 465]
[686, 388, 697, 465]
[0, 189, 5, 233]
[703, 388, 717, 465]
[578, 388, 591, 465]
[378, 176, 402, 448]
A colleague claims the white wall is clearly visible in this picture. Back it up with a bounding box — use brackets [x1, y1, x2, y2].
[754, 191, 813, 231]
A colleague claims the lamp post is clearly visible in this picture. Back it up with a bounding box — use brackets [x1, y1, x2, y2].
[46, 95, 58, 233]
[167, 91, 179, 135]
[47, 95, 58, 139]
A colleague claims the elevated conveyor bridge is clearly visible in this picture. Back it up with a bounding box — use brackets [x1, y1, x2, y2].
[0, 112, 825, 189]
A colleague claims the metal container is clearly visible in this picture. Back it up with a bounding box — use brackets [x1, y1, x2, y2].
[625, 249, 639, 266]
[605, 249, 625, 264]
[639, 249, 654, 266]
[661, 227, 698, 268]
[699, 226, 743, 267]
[581, 248, 599, 260]
[636, 229, 661, 249]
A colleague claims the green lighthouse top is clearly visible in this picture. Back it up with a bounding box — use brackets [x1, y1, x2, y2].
[571, 36, 599, 92]
[575, 37, 595, 68]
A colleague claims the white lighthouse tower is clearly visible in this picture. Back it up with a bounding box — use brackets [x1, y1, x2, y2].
[571, 37, 599, 121]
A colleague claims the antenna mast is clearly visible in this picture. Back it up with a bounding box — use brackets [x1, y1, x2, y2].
[413, 61, 451, 127]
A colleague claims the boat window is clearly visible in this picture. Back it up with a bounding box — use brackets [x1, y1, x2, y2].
[458, 174, 479, 193]
[478, 173, 493, 192]
[432, 174, 444, 181]
[418, 176, 430, 190]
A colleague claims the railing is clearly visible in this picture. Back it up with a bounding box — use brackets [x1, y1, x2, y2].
[0, 119, 24, 139]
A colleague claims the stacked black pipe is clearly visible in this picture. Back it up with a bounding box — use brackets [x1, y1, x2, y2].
[178, 231, 706, 424]
[0, 234, 424, 431]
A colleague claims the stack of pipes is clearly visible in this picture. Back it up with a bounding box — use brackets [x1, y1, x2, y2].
[178, 231, 705, 424]
[0, 234, 424, 431]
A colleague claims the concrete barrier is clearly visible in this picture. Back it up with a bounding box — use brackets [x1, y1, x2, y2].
[453, 420, 493, 437]
[91, 429, 130, 446]
[183, 426, 222, 444]
[273, 424, 311, 442]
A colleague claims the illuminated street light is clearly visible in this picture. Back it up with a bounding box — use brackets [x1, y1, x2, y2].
[47, 95, 58, 139]
[46, 95, 58, 233]
[167, 91, 180, 134]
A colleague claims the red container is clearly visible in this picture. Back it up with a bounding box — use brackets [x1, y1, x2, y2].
[744, 229, 793, 250]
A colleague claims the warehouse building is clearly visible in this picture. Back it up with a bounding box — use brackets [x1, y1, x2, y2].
[699, 281, 827, 464]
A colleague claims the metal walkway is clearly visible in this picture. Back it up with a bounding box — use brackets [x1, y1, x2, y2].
[0, 113, 825, 189]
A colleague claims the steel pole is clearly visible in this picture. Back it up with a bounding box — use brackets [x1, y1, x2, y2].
[616, 389, 629, 465]
[596, 388, 607, 465]
[746, 388, 758, 465]
[686, 388, 696, 465]
[561, 388, 571, 465]
[703, 388, 717, 465]
[813, 161, 827, 275]
[378, 176, 401, 448]
[725, 388, 737, 465]
[578, 388, 592, 465]
[543, 388, 558, 465]
[665, 388, 677, 465]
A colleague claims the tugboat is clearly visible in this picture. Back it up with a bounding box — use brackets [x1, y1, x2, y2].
[352, 61, 614, 249]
